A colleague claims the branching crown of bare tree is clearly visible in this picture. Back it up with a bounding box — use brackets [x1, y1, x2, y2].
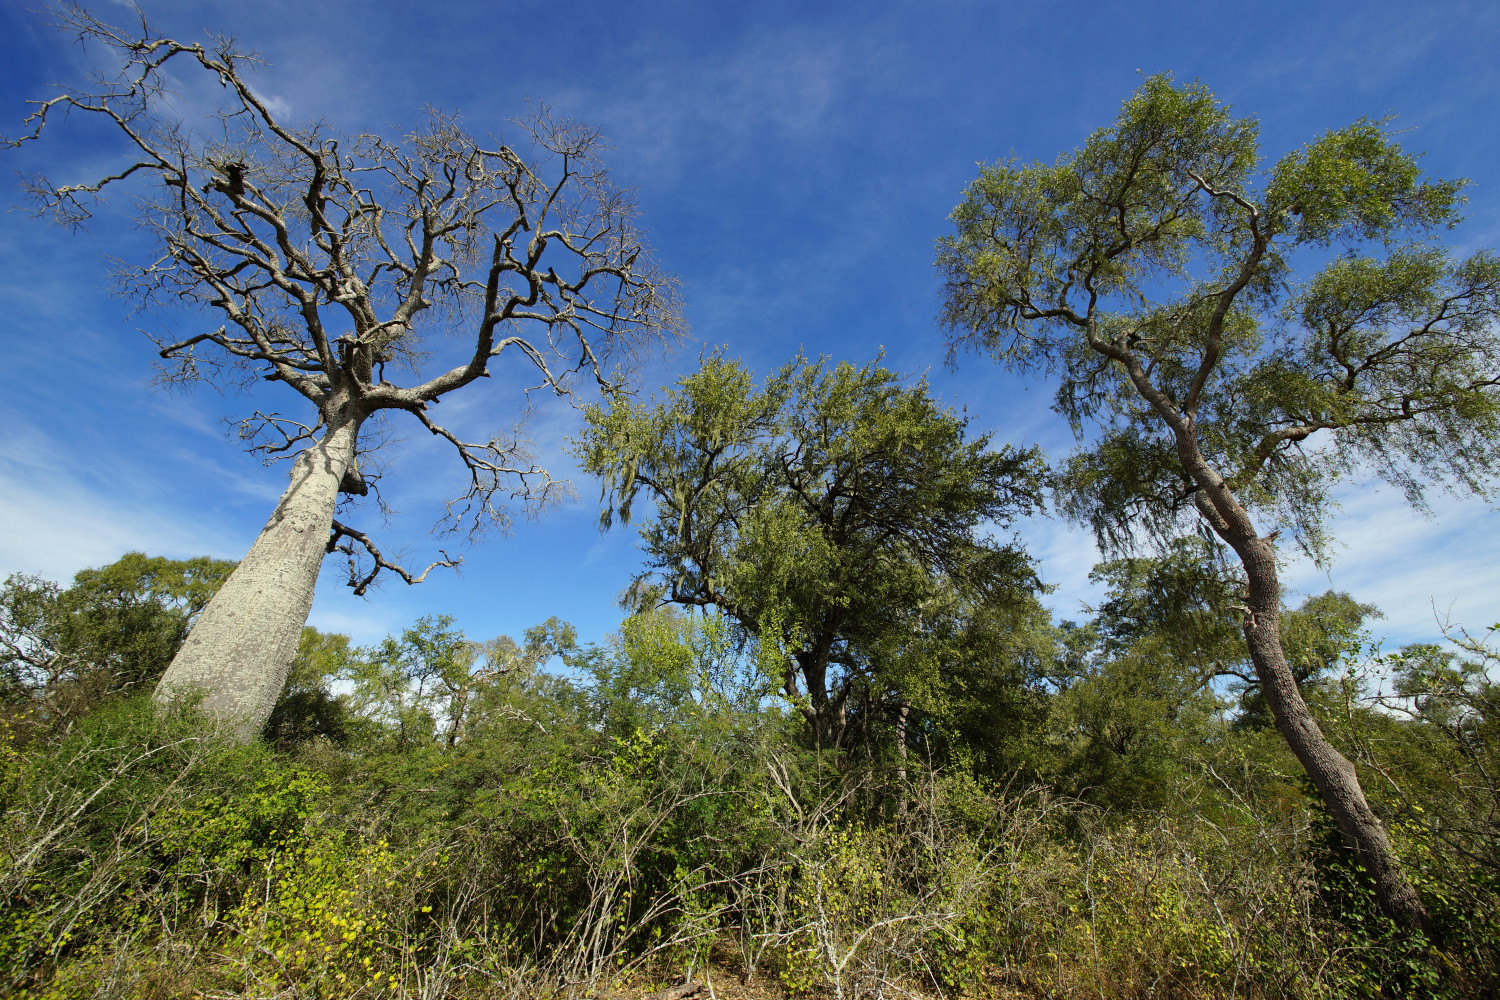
[6, 4, 682, 736]
[10, 5, 682, 582]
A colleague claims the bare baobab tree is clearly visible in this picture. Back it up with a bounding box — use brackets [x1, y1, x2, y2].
[6, 6, 683, 737]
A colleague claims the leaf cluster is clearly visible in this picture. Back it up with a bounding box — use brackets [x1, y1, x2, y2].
[0, 552, 235, 729]
[939, 73, 1500, 557]
[573, 352, 1048, 746]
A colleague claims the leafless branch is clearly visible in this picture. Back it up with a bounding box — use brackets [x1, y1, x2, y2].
[231, 410, 320, 458]
[8, 5, 684, 565]
[327, 519, 460, 596]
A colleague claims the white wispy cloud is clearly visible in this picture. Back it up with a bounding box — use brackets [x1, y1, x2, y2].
[0, 409, 275, 581]
[0, 455, 242, 583]
[1020, 477, 1500, 648]
[1282, 484, 1500, 645]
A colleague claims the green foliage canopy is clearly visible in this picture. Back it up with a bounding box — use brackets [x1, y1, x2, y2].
[938, 74, 1500, 556]
[0, 552, 235, 724]
[574, 353, 1047, 749]
[341, 614, 575, 749]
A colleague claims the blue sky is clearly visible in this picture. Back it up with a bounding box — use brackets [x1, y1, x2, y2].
[2, 0, 1498, 655]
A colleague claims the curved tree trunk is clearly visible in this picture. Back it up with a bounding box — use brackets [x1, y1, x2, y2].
[154, 416, 360, 739]
[1233, 534, 1430, 932]
[1179, 439, 1430, 933]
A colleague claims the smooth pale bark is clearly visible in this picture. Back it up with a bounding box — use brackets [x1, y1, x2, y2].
[1176, 433, 1430, 932]
[154, 417, 360, 739]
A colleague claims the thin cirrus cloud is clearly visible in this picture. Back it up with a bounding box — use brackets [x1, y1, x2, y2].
[1280, 485, 1500, 645]
[0, 432, 243, 584]
[1025, 487, 1500, 650]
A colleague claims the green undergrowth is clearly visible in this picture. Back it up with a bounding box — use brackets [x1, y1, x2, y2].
[1, 695, 1494, 1000]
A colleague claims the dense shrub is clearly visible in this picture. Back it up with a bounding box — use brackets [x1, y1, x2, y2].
[2, 586, 1495, 997]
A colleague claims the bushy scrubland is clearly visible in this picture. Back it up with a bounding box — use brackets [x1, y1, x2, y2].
[2, 564, 1496, 999]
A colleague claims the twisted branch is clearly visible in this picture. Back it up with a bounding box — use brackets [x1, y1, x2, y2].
[327, 520, 460, 596]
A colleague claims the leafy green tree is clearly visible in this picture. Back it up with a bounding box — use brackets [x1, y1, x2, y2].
[937, 73, 1500, 928]
[343, 614, 574, 748]
[1373, 623, 1500, 879]
[452, 619, 580, 747]
[574, 353, 1046, 752]
[1082, 538, 1377, 729]
[577, 606, 770, 742]
[1028, 541, 1229, 809]
[1045, 645, 1222, 813]
[1088, 537, 1243, 673]
[340, 617, 456, 747]
[856, 581, 1057, 781]
[1040, 540, 1374, 810]
[0, 553, 234, 727]
[262, 627, 357, 748]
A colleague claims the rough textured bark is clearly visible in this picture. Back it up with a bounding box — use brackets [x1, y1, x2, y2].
[1235, 534, 1429, 931]
[1176, 433, 1430, 932]
[792, 627, 854, 752]
[154, 418, 360, 739]
[1103, 339, 1428, 931]
[894, 702, 910, 784]
[789, 647, 834, 749]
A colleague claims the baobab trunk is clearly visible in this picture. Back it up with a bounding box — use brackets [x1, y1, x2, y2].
[154, 416, 360, 739]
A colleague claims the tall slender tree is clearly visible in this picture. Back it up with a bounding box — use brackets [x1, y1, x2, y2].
[937, 74, 1500, 930]
[6, 8, 681, 737]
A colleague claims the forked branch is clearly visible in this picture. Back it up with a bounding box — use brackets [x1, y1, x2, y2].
[327, 520, 460, 596]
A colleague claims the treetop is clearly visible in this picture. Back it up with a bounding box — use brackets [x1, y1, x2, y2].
[939, 74, 1500, 558]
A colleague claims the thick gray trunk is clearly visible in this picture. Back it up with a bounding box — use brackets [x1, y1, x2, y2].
[154, 418, 359, 739]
